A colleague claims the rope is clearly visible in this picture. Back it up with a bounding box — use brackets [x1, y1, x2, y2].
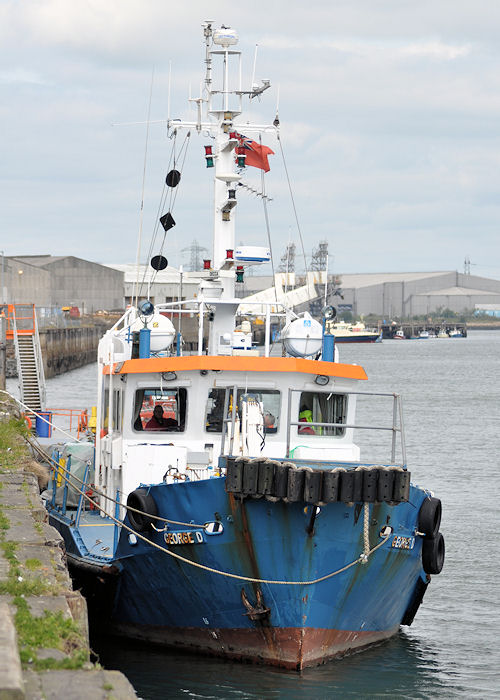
[138, 130, 191, 299]
[0, 390, 86, 444]
[276, 133, 308, 277]
[29, 428, 390, 585]
[259, 140, 278, 308]
[161, 532, 390, 585]
[26, 427, 208, 530]
[363, 502, 370, 558]
[6, 392, 393, 586]
[51, 465, 390, 584]
[134, 67, 155, 307]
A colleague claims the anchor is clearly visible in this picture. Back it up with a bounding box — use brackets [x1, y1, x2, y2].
[241, 587, 270, 621]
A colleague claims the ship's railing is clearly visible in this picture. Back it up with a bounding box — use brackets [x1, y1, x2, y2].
[219, 385, 406, 466]
[154, 298, 289, 358]
[105, 298, 290, 358]
[285, 388, 406, 465]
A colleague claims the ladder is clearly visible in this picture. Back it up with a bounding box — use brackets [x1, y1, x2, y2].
[6, 304, 46, 412]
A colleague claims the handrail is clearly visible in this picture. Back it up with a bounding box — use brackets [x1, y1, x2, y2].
[33, 309, 46, 407]
[218, 384, 406, 465]
[285, 387, 406, 464]
[11, 311, 24, 401]
[4, 303, 35, 339]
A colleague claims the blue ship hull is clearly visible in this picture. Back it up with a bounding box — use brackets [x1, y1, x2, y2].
[51, 475, 431, 668]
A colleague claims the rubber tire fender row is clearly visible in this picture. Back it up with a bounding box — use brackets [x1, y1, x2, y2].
[126, 488, 158, 532]
[418, 496, 442, 537]
[422, 531, 445, 575]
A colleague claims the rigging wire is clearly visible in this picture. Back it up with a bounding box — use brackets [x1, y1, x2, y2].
[276, 133, 309, 278]
[133, 67, 155, 308]
[259, 142, 278, 308]
[137, 130, 191, 299]
[136, 133, 176, 296]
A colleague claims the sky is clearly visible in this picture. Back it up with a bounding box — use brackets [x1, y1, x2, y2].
[2, 0, 500, 277]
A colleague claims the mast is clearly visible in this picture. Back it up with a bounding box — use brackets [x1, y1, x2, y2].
[166, 23, 276, 350]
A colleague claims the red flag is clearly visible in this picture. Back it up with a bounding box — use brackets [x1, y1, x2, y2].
[237, 134, 274, 172]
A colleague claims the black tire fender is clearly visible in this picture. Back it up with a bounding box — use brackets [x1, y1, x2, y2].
[422, 531, 445, 575]
[126, 488, 158, 532]
[418, 496, 442, 537]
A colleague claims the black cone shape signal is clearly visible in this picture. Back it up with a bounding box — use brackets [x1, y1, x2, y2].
[159, 212, 175, 231]
[151, 255, 168, 271]
[166, 170, 181, 187]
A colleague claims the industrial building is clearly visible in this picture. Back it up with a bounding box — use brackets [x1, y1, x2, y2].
[238, 270, 500, 318]
[2, 255, 124, 313]
[105, 264, 201, 307]
[4, 254, 500, 320]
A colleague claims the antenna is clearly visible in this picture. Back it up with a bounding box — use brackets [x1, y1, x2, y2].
[251, 44, 258, 92]
[167, 61, 172, 122]
[133, 67, 155, 307]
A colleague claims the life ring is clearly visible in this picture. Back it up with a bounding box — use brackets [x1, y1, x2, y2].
[126, 488, 158, 532]
[422, 532, 445, 575]
[23, 414, 32, 430]
[418, 496, 442, 537]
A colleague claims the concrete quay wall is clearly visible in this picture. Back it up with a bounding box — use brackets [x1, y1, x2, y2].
[6, 323, 110, 380]
[0, 412, 136, 698]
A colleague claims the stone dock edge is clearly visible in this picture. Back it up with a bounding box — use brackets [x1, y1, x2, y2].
[0, 466, 137, 699]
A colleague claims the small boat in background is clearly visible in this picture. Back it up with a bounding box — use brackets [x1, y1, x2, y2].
[330, 321, 381, 343]
[449, 328, 463, 338]
[394, 329, 406, 339]
[437, 329, 448, 338]
[419, 330, 429, 339]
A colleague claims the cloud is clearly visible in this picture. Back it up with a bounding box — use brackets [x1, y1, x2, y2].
[260, 36, 472, 62]
[1, 2, 500, 276]
[0, 69, 48, 85]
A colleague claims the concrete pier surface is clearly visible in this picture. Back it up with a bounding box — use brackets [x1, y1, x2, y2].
[0, 409, 136, 699]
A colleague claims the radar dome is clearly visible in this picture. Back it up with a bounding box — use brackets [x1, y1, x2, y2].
[281, 313, 323, 358]
[213, 26, 238, 47]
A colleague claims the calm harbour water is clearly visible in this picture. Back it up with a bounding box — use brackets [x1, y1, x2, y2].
[13, 331, 499, 698]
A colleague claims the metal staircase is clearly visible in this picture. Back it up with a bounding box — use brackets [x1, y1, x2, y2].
[7, 304, 46, 412]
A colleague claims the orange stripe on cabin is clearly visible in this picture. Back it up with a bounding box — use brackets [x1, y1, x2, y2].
[103, 355, 367, 380]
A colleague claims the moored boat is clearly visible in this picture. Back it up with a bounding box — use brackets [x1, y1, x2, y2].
[328, 320, 381, 343]
[43, 23, 445, 670]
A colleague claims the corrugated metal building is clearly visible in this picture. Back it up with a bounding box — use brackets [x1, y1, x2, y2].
[236, 271, 500, 317]
[3, 255, 124, 312]
[339, 271, 500, 317]
[105, 264, 201, 306]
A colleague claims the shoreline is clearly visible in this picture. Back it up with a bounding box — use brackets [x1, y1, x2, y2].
[0, 399, 136, 699]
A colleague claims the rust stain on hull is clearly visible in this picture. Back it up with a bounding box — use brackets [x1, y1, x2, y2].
[108, 622, 400, 670]
[227, 493, 285, 662]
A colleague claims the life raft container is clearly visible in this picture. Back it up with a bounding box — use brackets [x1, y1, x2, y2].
[225, 457, 411, 505]
[126, 488, 158, 532]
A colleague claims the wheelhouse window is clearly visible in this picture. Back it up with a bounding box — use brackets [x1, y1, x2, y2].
[133, 388, 187, 432]
[205, 388, 281, 434]
[297, 391, 347, 437]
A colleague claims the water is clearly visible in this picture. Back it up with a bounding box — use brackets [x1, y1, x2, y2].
[15, 332, 500, 698]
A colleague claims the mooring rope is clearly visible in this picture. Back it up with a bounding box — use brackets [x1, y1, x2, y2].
[3, 390, 392, 585]
[27, 438, 208, 531]
[35, 443, 390, 585]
